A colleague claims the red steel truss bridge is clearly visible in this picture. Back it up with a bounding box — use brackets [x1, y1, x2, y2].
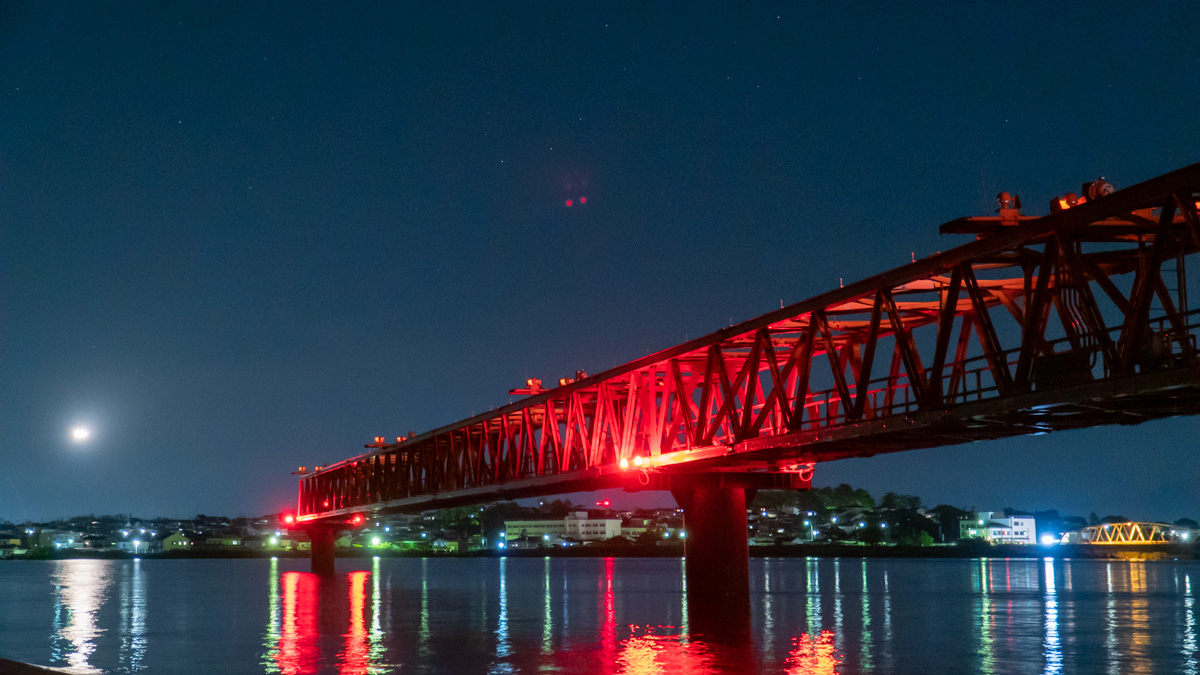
[296, 163, 1200, 524]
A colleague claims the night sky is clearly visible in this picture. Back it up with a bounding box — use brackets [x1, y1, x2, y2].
[2, 3, 1198, 522]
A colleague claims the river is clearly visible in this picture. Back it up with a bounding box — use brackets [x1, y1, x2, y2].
[0, 556, 1196, 673]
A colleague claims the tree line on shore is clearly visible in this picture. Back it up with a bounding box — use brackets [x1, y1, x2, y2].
[6, 483, 1196, 550]
[749, 484, 1200, 545]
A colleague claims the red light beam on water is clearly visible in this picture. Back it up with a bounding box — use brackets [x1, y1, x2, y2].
[277, 573, 320, 674]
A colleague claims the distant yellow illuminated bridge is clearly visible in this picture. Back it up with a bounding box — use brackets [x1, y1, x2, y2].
[1064, 522, 1193, 544]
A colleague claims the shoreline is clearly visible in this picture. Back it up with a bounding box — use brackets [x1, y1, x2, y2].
[5, 541, 1195, 562]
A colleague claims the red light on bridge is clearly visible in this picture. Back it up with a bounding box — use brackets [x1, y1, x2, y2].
[579, 196, 587, 204]
[351, 514, 364, 526]
[595, 499, 611, 507]
[282, 513, 296, 526]
[565, 199, 573, 207]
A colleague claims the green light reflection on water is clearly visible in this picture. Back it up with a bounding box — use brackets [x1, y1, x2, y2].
[260, 557, 281, 673]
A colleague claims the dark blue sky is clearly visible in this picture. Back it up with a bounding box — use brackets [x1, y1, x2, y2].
[1, 2, 1197, 521]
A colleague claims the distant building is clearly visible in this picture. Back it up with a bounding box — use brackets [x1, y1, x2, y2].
[161, 532, 192, 551]
[202, 536, 244, 548]
[0, 532, 23, 558]
[960, 512, 1036, 545]
[504, 512, 621, 543]
[33, 530, 86, 550]
[115, 535, 164, 554]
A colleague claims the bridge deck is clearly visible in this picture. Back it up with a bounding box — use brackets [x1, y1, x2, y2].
[296, 163, 1200, 522]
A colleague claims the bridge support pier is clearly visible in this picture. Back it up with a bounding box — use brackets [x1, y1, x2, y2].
[309, 525, 337, 577]
[671, 486, 754, 641]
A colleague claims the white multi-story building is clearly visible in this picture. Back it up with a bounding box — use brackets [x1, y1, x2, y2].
[504, 512, 622, 543]
[960, 512, 1036, 545]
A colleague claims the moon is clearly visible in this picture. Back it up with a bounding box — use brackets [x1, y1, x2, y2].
[71, 426, 91, 442]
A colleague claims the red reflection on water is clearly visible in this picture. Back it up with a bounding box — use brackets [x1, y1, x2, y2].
[784, 630, 840, 674]
[339, 571, 371, 674]
[599, 557, 617, 670]
[277, 572, 320, 674]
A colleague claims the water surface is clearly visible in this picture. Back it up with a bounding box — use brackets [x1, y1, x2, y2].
[0, 556, 1196, 673]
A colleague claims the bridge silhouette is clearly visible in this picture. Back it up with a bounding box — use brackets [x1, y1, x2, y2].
[291, 163, 1200, 637]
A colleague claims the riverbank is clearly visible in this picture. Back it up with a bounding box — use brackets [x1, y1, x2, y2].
[6, 541, 1195, 562]
[490, 541, 1196, 561]
[0, 657, 62, 674]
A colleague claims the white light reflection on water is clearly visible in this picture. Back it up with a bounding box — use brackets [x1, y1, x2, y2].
[833, 559, 843, 654]
[762, 558, 774, 648]
[542, 557, 552, 655]
[1183, 574, 1197, 675]
[679, 557, 687, 636]
[859, 560, 873, 673]
[1043, 558, 1062, 674]
[419, 557, 431, 662]
[490, 556, 513, 674]
[49, 559, 111, 674]
[1105, 563, 1118, 675]
[881, 567, 891, 663]
[805, 558, 821, 638]
[370, 558, 385, 665]
[117, 559, 147, 672]
[976, 559, 995, 675]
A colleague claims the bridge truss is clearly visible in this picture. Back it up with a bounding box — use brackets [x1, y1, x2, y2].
[297, 163, 1200, 522]
[1077, 522, 1181, 544]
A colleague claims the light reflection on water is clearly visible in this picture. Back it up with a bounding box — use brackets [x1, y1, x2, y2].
[49, 559, 115, 674]
[3, 557, 1198, 673]
[1044, 558, 1062, 675]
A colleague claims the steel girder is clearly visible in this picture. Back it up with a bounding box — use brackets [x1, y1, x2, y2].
[297, 163, 1200, 521]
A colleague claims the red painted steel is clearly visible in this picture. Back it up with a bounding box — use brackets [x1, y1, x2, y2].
[297, 163, 1200, 522]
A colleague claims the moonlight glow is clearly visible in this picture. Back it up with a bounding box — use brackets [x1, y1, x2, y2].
[71, 427, 90, 442]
